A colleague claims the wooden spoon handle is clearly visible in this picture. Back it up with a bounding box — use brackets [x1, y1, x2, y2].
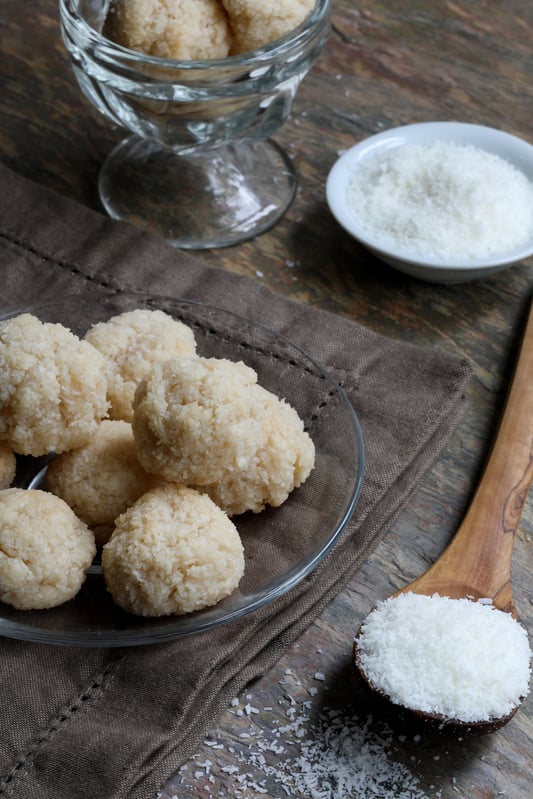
[407, 300, 533, 611]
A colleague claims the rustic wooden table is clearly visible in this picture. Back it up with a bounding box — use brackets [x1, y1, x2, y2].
[1, 1, 532, 797]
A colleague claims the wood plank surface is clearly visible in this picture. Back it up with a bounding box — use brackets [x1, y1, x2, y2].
[1, 1, 532, 797]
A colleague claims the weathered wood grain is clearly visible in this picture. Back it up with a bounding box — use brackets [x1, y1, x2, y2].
[0, 1, 532, 797]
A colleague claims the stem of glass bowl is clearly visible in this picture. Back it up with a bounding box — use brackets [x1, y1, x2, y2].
[98, 135, 297, 249]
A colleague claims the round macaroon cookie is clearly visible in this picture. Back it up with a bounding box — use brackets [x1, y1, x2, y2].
[45, 420, 161, 546]
[84, 308, 197, 422]
[132, 356, 260, 486]
[0, 488, 96, 610]
[222, 0, 316, 55]
[0, 314, 108, 456]
[195, 382, 315, 515]
[103, 0, 232, 60]
[102, 484, 245, 617]
[132, 355, 315, 515]
[0, 443, 16, 489]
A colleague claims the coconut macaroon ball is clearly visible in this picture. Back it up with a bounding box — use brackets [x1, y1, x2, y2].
[195, 383, 315, 515]
[102, 484, 245, 617]
[45, 420, 161, 546]
[84, 308, 197, 422]
[222, 0, 316, 55]
[0, 443, 16, 489]
[103, 0, 232, 60]
[132, 355, 315, 515]
[0, 314, 108, 456]
[0, 489, 96, 610]
[132, 356, 259, 485]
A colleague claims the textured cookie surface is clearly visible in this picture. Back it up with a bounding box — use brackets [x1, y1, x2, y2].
[0, 489, 96, 610]
[84, 308, 197, 422]
[45, 420, 160, 545]
[222, 0, 315, 54]
[195, 382, 316, 515]
[102, 484, 244, 616]
[103, 0, 232, 59]
[0, 314, 108, 456]
[132, 356, 315, 515]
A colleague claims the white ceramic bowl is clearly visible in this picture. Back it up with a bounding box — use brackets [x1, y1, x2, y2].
[326, 122, 533, 283]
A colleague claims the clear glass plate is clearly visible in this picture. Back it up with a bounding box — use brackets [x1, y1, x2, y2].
[0, 291, 364, 646]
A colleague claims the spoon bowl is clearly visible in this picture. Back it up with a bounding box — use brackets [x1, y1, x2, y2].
[354, 300, 533, 734]
[352, 630, 520, 736]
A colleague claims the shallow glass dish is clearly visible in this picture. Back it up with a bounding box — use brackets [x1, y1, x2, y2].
[0, 291, 364, 647]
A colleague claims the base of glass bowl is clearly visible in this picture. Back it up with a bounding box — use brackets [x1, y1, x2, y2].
[98, 135, 297, 249]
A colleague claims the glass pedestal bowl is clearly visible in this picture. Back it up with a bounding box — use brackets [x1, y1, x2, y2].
[58, 0, 331, 248]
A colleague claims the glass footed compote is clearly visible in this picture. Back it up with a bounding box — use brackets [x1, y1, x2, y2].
[58, 0, 331, 248]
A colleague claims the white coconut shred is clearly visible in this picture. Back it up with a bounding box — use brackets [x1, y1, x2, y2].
[347, 140, 533, 259]
[356, 592, 532, 723]
[167, 693, 433, 799]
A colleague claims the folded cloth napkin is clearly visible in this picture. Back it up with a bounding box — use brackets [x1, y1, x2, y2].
[0, 162, 471, 799]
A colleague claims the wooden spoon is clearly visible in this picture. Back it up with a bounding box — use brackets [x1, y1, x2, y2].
[354, 300, 533, 734]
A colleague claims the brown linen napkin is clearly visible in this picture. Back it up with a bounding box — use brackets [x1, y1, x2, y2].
[0, 162, 471, 799]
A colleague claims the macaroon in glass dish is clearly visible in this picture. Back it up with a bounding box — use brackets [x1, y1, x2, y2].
[326, 121, 533, 283]
[0, 291, 364, 646]
[58, 0, 331, 248]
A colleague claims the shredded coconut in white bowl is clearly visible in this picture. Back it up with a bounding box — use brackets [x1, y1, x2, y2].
[347, 141, 533, 260]
[326, 122, 533, 283]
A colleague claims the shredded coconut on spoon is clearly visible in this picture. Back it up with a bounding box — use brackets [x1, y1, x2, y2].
[356, 592, 532, 723]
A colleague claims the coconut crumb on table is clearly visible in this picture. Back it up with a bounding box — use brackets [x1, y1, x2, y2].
[162, 678, 434, 798]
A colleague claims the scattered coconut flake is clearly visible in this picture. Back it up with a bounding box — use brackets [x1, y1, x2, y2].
[170, 690, 432, 798]
[357, 592, 532, 722]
